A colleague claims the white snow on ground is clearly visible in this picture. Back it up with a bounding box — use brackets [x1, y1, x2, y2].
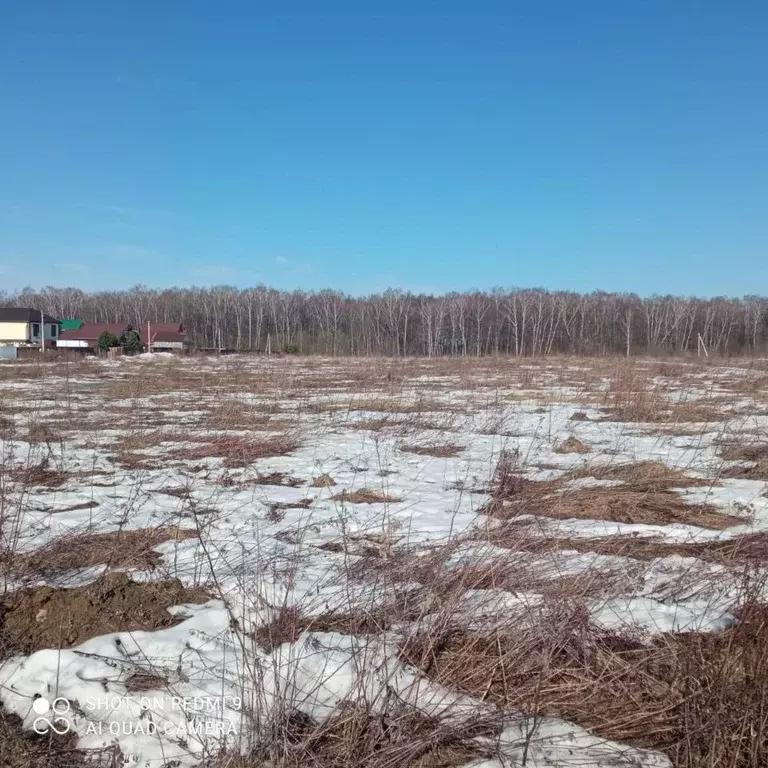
[1, 355, 766, 766]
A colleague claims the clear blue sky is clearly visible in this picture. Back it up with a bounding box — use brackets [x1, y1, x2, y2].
[1, 1, 766, 296]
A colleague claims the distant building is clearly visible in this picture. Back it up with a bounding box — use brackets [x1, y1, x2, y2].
[56, 321, 188, 353]
[0, 308, 60, 347]
[147, 322, 188, 351]
[60, 318, 85, 332]
[57, 323, 133, 351]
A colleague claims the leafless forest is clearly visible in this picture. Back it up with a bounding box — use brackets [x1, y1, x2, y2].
[3, 286, 767, 356]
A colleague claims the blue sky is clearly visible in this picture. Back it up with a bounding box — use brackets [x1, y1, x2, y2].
[1, 1, 766, 296]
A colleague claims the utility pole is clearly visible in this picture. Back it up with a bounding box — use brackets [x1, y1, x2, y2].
[147, 321, 151, 353]
[40, 309, 45, 353]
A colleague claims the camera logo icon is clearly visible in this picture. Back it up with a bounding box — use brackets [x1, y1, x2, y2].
[32, 697, 71, 735]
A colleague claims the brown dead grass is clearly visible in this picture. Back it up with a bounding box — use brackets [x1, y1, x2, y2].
[219, 704, 494, 768]
[485, 453, 739, 530]
[348, 398, 460, 414]
[8, 459, 69, 488]
[172, 434, 300, 468]
[495, 486, 740, 529]
[0, 707, 107, 768]
[720, 442, 768, 480]
[0, 572, 209, 653]
[311, 473, 338, 487]
[398, 443, 465, 458]
[26, 422, 63, 445]
[570, 460, 715, 491]
[554, 436, 591, 454]
[6, 526, 199, 579]
[604, 401, 728, 424]
[486, 529, 768, 565]
[333, 488, 403, 504]
[254, 471, 306, 487]
[401, 600, 768, 767]
[125, 671, 170, 693]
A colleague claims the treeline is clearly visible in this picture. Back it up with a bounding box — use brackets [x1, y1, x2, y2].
[2, 286, 767, 357]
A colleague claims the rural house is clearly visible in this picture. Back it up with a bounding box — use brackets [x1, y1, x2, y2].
[147, 322, 188, 351]
[60, 318, 85, 332]
[57, 322, 133, 351]
[0, 307, 60, 347]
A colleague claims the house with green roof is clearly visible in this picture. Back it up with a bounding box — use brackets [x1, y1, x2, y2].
[60, 319, 84, 331]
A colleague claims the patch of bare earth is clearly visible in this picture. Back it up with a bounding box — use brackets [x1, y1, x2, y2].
[401, 600, 768, 767]
[0, 572, 209, 653]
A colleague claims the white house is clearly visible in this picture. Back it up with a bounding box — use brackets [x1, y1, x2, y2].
[0, 308, 60, 347]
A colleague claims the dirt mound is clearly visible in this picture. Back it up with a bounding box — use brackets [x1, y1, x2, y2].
[0, 572, 209, 654]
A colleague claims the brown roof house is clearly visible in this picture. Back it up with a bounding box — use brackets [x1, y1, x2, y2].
[57, 323, 133, 352]
[146, 322, 188, 351]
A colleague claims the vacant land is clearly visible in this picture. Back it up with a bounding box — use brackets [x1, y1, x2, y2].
[1, 353, 768, 767]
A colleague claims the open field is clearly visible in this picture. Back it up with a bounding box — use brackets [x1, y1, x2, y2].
[1, 353, 768, 767]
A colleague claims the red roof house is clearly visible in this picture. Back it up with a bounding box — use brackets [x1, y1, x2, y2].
[147, 322, 187, 350]
[57, 323, 132, 350]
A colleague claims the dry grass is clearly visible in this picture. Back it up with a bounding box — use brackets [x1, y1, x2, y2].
[5, 526, 199, 580]
[254, 471, 306, 487]
[486, 530, 768, 565]
[554, 436, 591, 454]
[0, 709, 102, 768]
[172, 433, 301, 468]
[398, 443, 465, 458]
[7, 459, 69, 488]
[604, 401, 728, 424]
[2, 355, 767, 767]
[311, 473, 338, 488]
[569, 460, 716, 491]
[348, 398, 460, 414]
[401, 599, 768, 767]
[25, 421, 63, 445]
[333, 489, 403, 504]
[220, 704, 494, 768]
[484, 453, 739, 529]
[720, 442, 768, 480]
